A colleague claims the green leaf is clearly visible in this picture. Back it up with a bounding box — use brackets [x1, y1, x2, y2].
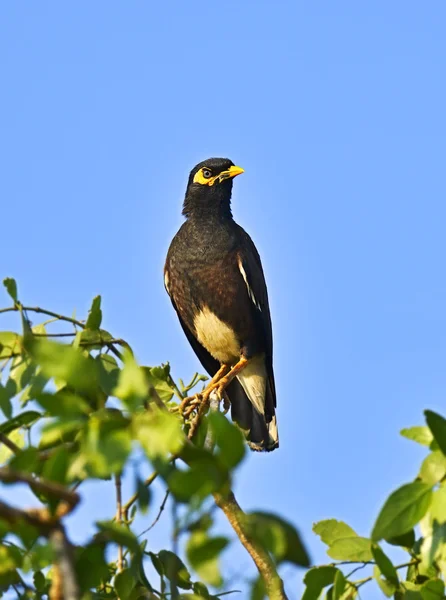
[135, 410, 184, 461]
[114, 568, 135, 600]
[425, 411, 446, 456]
[372, 482, 433, 541]
[80, 413, 131, 478]
[386, 529, 416, 548]
[0, 544, 23, 574]
[373, 565, 397, 597]
[401, 426, 434, 447]
[208, 411, 246, 469]
[20, 367, 50, 406]
[8, 355, 36, 395]
[248, 512, 310, 567]
[96, 521, 139, 553]
[401, 581, 423, 599]
[0, 383, 12, 418]
[192, 581, 210, 598]
[186, 532, 228, 587]
[371, 543, 399, 585]
[0, 410, 41, 434]
[3, 278, 18, 303]
[33, 571, 46, 593]
[36, 390, 91, 417]
[113, 350, 147, 409]
[157, 550, 192, 590]
[168, 455, 228, 502]
[26, 338, 99, 394]
[75, 543, 109, 591]
[332, 570, 346, 600]
[78, 328, 113, 349]
[313, 519, 357, 546]
[40, 417, 85, 448]
[9, 447, 39, 473]
[419, 451, 446, 485]
[143, 366, 174, 403]
[327, 537, 373, 562]
[421, 579, 445, 600]
[302, 566, 338, 600]
[430, 484, 446, 523]
[42, 446, 70, 485]
[96, 353, 120, 396]
[0, 331, 21, 359]
[136, 477, 151, 514]
[85, 295, 102, 330]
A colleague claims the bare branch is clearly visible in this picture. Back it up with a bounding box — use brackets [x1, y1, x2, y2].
[213, 491, 288, 600]
[0, 432, 21, 454]
[115, 473, 124, 572]
[49, 527, 80, 600]
[0, 467, 80, 508]
[0, 304, 123, 360]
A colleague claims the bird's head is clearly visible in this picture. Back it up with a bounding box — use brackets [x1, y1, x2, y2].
[182, 158, 244, 219]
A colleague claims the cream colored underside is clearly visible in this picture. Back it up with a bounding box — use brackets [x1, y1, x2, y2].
[194, 306, 240, 364]
[194, 307, 269, 420]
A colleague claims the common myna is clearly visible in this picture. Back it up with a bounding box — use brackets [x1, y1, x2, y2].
[164, 158, 278, 452]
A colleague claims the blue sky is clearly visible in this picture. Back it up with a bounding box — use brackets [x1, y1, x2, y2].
[1, 2, 446, 598]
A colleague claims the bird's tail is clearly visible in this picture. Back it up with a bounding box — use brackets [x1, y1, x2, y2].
[228, 377, 279, 452]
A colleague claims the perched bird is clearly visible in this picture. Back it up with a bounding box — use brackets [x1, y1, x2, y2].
[164, 158, 278, 451]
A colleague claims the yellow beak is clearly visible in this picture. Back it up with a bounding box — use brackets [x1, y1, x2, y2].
[227, 165, 245, 178]
[216, 165, 245, 183]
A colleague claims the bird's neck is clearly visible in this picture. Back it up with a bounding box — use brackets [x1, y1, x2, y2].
[182, 187, 233, 222]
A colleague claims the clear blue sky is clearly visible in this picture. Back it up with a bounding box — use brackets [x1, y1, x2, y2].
[1, 2, 445, 598]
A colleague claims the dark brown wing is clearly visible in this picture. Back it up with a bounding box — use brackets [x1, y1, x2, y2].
[235, 224, 276, 413]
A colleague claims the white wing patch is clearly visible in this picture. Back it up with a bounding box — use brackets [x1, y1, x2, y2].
[164, 270, 170, 295]
[237, 257, 261, 311]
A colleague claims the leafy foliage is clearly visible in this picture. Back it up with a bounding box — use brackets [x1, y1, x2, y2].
[1, 279, 445, 600]
[306, 410, 446, 599]
[0, 280, 308, 600]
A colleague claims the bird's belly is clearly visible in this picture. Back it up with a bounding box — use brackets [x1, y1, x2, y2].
[193, 306, 240, 364]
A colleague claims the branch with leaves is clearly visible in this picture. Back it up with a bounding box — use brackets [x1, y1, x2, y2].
[0, 278, 308, 600]
[1, 277, 445, 599]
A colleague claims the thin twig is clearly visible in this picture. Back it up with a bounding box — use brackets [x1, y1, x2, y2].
[115, 474, 123, 572]
[0, 306, 85, 328]
[122, 470, 160, 520]
[166, 373, 185, 401]
[0, 432, 21, 454]
[138, 489, 170, 538]
[0, 305, 124, 360]
[354, 560, 418, 589]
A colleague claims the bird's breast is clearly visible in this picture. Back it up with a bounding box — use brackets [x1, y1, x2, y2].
[193, 306, 240, 364]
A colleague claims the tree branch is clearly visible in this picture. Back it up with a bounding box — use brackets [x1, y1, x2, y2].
[49, 527, 80, 600]
[0, 467, 79, 508]
[0, 432, 21, 454]
[213, 491, 288, 600]
[115, 473, 124, 572]
[204, 396, 287, 599]
[0, 305, 123, 360]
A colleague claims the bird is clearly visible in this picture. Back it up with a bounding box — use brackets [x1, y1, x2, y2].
[164, 158, 278, 452]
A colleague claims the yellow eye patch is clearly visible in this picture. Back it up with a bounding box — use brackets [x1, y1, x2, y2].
[193, 165, 245, 186]
[193, 168, 216, 186]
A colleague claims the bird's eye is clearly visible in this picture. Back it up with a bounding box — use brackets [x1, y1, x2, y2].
[202, 168, 212, 179]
